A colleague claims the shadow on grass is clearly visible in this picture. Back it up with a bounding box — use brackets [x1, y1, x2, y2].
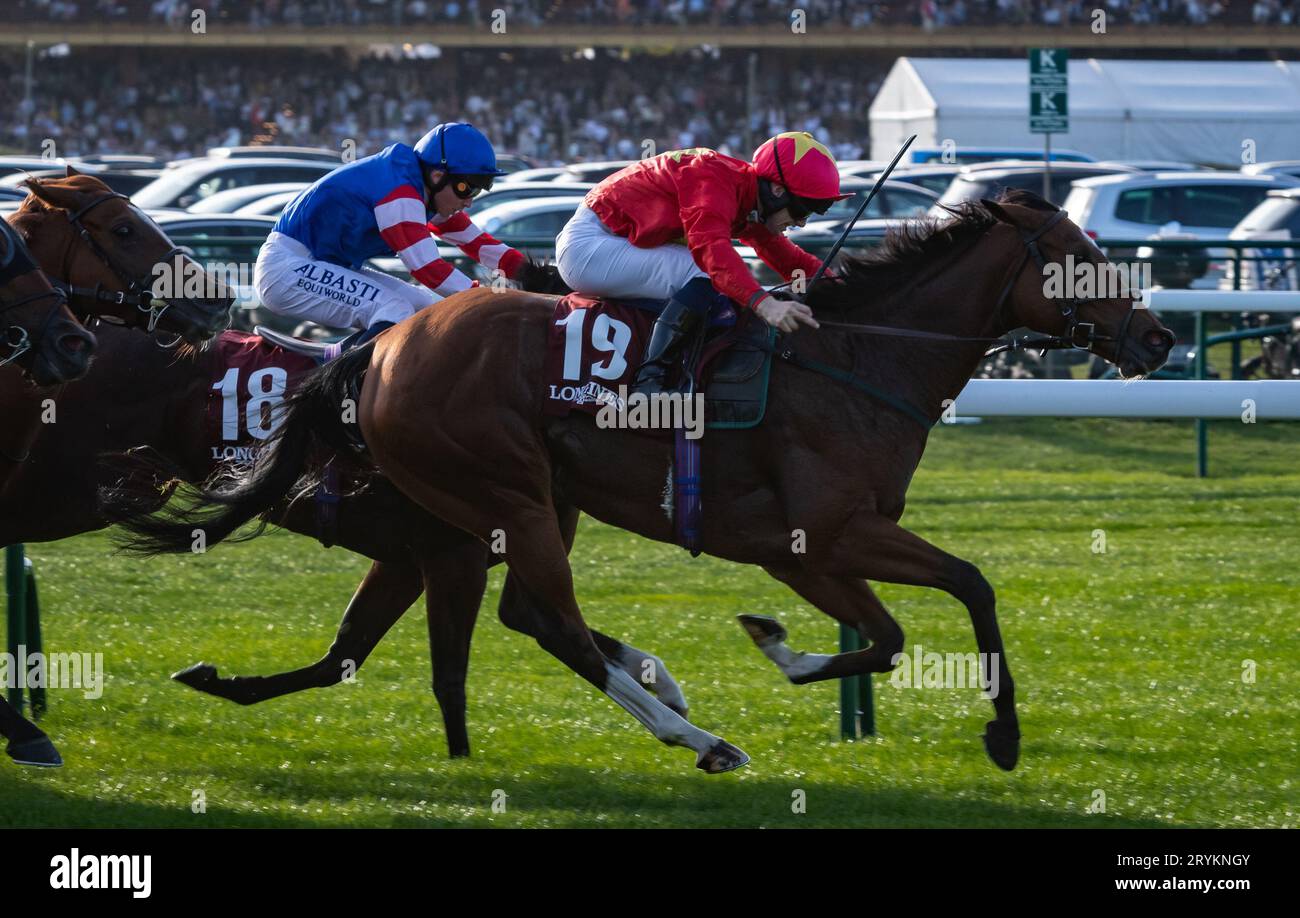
[151, 762, 1172, 829]
[0, 772, 314, 829]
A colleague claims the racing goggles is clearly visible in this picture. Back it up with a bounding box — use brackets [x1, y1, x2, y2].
[786, 195, 835, 222]
[447, 175, 495, 199]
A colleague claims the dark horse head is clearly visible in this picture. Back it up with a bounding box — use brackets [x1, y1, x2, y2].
[813, 188, 1175, 379]
[10, 170, 232, 345]
[0, 216, 96, 387]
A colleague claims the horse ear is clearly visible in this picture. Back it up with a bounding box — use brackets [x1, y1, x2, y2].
[23, 177, 87, 213]
[980, 198, 1016, 225]
[65, 164, 81, 178]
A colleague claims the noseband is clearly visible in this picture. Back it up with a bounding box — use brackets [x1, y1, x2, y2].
[53, 192, 187, 334]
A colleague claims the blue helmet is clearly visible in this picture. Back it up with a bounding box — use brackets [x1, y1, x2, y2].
[413, 122, 508, 177]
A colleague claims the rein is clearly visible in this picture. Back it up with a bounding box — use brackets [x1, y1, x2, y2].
[773, 208, 1136, 429]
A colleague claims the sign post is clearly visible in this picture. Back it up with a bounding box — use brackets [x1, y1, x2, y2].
[1029, 48, 1069, 202]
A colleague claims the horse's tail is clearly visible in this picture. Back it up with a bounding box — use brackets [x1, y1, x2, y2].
[103, 342, 375, 555]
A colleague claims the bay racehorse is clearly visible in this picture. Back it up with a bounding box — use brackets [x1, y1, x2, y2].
[1, 172, 232, 766]
[113, 191, 1174, 772]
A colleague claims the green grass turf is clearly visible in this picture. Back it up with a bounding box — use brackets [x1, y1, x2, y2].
[2, 417, 1296, 827]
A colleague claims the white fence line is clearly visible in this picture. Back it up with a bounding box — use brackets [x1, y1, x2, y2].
[1140, 290, 1300, 313]
[951, 380, 1300, 420]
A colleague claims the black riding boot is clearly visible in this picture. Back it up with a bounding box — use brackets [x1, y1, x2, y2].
[631, 296, 705, 397]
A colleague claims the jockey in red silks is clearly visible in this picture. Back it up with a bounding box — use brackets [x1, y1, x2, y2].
[255, 122, 524, 352]
[554, 131, 851, 395]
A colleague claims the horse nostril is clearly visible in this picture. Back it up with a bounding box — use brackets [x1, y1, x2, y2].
[1145, 329, 1174, 352]
[59, 334, 88, 355]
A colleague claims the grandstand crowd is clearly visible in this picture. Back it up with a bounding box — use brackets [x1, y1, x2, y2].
[0, 48, 877, 163]
[12, 0, 1297, 27]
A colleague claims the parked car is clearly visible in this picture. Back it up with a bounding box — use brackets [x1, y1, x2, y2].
[1062, 172, 1300, 240]
[465, 181, 594, 214]
[0, 166, 163, 196]
[1223, 187, 1300, 291]
[929, 162, 1140, 214]
[1094, 160, 1206, 173]
[550, 161, 635, 184]
[204, 145, 342, 163]
[234, 190, 304, 218]
[1065, 172, 1300, 290]
[472, 196, 587, 243]
[0, 156, 72, 178]
[186, 182, 310, 215]
[836, 160, 887, 178]
[875, 165, 966, 196]
[133, 158, 339, 210]
[1241, 161, 1300, 180]
[907, 146, 1094, 165]
[812, 178, 939, 225]
[500, 166, 570, 183]
[495, 154, 537, 174]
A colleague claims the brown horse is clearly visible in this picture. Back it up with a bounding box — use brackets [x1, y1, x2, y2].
[1, 172, 232, 766]
[114, 191, 1174, 772]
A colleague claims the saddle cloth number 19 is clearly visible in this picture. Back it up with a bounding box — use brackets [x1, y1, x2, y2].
[558, 308, 633, 382]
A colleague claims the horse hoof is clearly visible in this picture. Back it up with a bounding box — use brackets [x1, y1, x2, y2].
[982, 720, 1021, 771]
[736, 614, 787, 647]
[696, 740, 750, 774]
[7, 735, 63, 768]
[172, 661, 219, 691]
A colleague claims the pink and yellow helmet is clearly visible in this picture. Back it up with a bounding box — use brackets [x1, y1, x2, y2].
[752, 132, 851, 201]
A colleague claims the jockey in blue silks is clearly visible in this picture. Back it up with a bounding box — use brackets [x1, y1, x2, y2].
[254, 122, 524, 351]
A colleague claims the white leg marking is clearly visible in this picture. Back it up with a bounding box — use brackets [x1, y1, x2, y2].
[616, 643, 689, 715]
[758, 640, 834, 682]
[603, 665, 718, 755]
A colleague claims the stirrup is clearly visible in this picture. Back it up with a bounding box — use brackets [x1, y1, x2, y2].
[254, 325, 339, 359]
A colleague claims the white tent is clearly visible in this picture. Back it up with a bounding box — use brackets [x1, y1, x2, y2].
[869, 57, 1300, 166]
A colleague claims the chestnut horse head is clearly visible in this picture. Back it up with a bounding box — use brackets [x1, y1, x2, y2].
[10, 169, 232, 345]
[0, 215, 95, 387]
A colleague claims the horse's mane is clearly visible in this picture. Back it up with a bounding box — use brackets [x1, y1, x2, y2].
[807, 187, 1057, 317]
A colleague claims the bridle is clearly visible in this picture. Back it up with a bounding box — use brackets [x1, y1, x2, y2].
[52, 192, 188, 335]
[812, 207, 1140, 360]
[984, 207, 1135, 357]
[768, 206, 1147, 429]
[0, 219, 68, 371]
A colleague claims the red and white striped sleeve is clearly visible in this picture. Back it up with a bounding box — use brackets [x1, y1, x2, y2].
[428, 210, 525, 280]
[374, 185, 474, 296]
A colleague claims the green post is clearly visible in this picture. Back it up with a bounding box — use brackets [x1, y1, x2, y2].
[1195, 310, 1207, 478]
[838, 625, 876, 739]
[5, 545, 27, 712]
[25, 555, 44, 716]
[839, 624, 858, 739]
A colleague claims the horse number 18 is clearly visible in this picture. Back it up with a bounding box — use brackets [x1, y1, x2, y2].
[212, 366, 289, 441]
